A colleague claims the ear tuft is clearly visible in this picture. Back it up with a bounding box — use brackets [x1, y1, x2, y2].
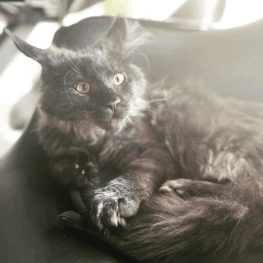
[4, 28, 48, 64]
[124, 20, 153, 55]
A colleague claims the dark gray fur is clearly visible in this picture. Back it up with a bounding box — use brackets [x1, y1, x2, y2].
[6, 17, 263, 263]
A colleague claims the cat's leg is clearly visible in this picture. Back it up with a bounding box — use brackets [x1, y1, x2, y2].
[158, 178, 225, 199]
[113, 178, 263, 263]
[88, 176, 142, 229]
[85, 147, 176, 229]
[157, 127, 255, 200]
[39, 127, 99, 188]
[50, 148, 98, 188]
[198, 126, 261, 184]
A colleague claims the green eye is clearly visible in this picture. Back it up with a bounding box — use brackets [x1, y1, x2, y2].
[113, 73, 125, 86]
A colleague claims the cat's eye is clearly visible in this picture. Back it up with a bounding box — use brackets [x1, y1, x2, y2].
[113, 73, 125, 86]
[74, 82, 90, 94]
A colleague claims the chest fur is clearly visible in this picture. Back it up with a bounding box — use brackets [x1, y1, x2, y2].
[36, 105, 159, 159]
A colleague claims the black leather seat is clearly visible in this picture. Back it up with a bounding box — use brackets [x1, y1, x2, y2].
[2, 16, 263, 262]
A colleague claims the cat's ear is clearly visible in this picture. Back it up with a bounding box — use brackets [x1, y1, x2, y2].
[106, 16, 127, 49]
[4, 28, 48, 65]
[124, 21, 153, 55]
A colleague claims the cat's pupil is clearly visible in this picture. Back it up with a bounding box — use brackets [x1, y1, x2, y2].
[75, 82, 90, 94]
[114, 73, 125, 85]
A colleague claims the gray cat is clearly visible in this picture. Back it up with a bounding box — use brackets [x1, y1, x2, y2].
[6, 17, 263, 263]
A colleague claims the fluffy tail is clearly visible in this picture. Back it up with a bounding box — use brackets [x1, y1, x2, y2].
[112, 180, 263, 263]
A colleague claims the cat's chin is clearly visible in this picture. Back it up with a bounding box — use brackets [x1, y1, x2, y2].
[99, 117, 127, 134]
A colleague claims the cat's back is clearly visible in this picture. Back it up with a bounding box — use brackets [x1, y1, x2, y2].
[148, 79, 263, 136]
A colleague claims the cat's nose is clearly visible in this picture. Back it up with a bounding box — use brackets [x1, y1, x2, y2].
[105, 98, 120, 112]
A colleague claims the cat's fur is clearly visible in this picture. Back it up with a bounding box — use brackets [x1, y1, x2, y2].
[6, 17, 263, 262]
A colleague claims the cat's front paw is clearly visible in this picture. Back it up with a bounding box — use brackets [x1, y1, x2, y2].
[158, 179, 224, 199]
[89, 178, 140, 230]
[72, 161, 98, 188]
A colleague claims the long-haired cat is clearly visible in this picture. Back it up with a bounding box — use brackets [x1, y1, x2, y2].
[5, 17, 263, 263]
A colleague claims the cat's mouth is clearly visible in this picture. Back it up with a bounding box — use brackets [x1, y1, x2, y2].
[101, 115, 128, 133]
[84, 110, 128, 133]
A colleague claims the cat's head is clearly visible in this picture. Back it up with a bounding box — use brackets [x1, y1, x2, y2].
[5, 17, 150, 133]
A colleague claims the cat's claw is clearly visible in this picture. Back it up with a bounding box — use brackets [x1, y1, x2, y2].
[93, 199, 127, 229]
[158, 179, 192, 198]
[73, 161, 98, 188]
[90, 184, 140, 230]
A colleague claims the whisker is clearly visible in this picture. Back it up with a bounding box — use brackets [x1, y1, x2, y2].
[63, 70, 75, 106]
[126, 116, 133, 124]
[134, 49, 151, 74]
[68, 57, 82, 77]
[83, 111, 95, 115]
[148, 95, 177, 104]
